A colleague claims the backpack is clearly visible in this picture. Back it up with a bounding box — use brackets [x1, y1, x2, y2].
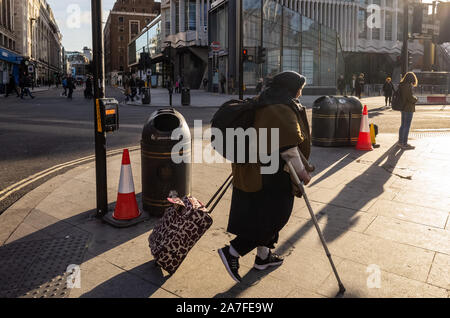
[391, 88, 403, 111]
[210, 98, 262, 163]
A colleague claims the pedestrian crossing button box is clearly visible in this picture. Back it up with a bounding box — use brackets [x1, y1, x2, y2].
[97, 98, 119, 133]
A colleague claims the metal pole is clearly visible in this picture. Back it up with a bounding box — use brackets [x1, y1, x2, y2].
[91, 0, 108, 217]
[401, 0, 409, 77]
[239, 0, 244, 99]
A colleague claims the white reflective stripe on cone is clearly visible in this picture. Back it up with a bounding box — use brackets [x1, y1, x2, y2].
[360, 115, 370, 133]
[118, 164, 135, 194]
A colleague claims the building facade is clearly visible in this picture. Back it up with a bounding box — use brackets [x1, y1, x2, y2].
[66, 51, 90, 82]
[209, 0, 343, 94]
[104, 0, 160, 84]
[283, 0, 426, 83]
[159, 0, 211, 89]
[128, 15, 162, 86]
[13, 0, 63, 86]
[0, 0, 21, 93]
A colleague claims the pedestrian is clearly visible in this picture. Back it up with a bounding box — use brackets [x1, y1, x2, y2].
[62, 77, 68, 96]
[5, 73, 20, 98]
[218, 71, 312, 283]
[220, 73, 226, 94]
[129, 76, 138, 101]
[20, 75, 35, 99]
[84, 76, 93, 99]
[203, 78, 208, 90]
[175, 80, 180, 94]
[67, 75, 75, 99]
[397, 72, 418, 150]
[351, 74, 356, 96]
[355, 73, 365, 99]
[256, 78, 263, 95]
[382, 77, 395, 107]
[337, 74, 346, 95]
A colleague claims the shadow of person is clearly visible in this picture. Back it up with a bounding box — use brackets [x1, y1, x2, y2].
[213, 266, 280, 298]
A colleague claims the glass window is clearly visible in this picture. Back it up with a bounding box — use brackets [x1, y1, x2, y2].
[164, 9, 170, 36]
[358, 8, 367, 39]
[282, 7, 301, 73]
[185, 0, 196, 31]
[301, 17, 320, 85]
[263, 0, 282, 77]
[385, 10, 392, 41]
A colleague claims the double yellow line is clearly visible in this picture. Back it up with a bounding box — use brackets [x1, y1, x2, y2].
[0, 146, 141, 204]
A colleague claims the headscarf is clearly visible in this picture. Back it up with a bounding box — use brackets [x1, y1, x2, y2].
[258, 71, 306, 106]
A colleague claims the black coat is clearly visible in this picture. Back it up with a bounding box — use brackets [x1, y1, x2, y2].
[383, 82, 394, 97]
[227, 162, 294, 243]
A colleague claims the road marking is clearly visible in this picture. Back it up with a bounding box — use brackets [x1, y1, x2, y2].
[0, 146, 141, 204]
[413, 128, 450, 132]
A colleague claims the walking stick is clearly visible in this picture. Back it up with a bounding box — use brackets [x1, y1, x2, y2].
[287, 161, 346, 295]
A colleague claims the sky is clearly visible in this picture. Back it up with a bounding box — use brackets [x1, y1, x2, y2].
[46, 0, 117, 52]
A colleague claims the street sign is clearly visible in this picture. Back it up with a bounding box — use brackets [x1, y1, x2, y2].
[28, 66, 34, 73]
[211, 41, 221, 51]
[147, 69, 152, 76]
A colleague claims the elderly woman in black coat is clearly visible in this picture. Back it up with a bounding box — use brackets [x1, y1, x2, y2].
[218, 71, 312, 283]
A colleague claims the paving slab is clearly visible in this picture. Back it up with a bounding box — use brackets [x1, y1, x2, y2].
[317, 259, 448, 298]
[364, 215, 450, 255]
[427, 253, 450, 290]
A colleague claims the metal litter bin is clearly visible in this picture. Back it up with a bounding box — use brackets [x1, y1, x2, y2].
[141, 109, 192, 217]
[312, 96, 363, 147]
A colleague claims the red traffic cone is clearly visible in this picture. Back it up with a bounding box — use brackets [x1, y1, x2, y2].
[356, 105, 373, 151]
[113, 149, 141, 220]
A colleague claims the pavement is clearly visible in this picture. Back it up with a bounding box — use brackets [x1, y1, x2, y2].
[0, 133, 449, 298]
[119, 88, 324, 108]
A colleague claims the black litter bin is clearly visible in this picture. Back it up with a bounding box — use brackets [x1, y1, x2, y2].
[141, 109, 191, 217]
[142, 87, 151, 104]
[312, 96, 363, 147]
[181, 87, 190, 106]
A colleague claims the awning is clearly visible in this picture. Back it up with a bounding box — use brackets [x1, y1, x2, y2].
[0, 47, 22, 65]
[151, 53, 166, 64]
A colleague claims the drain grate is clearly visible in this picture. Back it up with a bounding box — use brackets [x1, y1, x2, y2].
[0, 234, 90, 298]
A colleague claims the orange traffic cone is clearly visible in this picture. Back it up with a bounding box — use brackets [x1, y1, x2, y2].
[112, 149, 141, 220]
[356, 105, 373, 151]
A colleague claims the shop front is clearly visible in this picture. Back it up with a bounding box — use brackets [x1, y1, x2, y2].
[0, 47, 22, 94]
[208, 0, 343, 95]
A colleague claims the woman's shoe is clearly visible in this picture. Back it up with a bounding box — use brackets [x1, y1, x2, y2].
[401, 144, 415, 150]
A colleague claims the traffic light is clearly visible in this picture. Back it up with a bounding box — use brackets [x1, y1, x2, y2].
[242, 48, 249, 62]
[437, 2, 450, 44]
[257, 46, 266, 64]
[412, 4, 424, 34]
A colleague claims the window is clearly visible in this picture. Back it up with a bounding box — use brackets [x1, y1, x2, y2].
[385, 11, 392, 41]
[164, 9, 171, 36]
[358, 8, 367, 39]
[185, 0, 197, 31]
[130, 21, 140, 39]
[118, 17, 124, 23]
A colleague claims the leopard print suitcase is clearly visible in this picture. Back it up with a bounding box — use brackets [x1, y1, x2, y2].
[148, 196, 213, 275]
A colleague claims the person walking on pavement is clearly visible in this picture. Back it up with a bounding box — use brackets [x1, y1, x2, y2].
[67, 75, 75, 100]
[220, 73, 227, 94]
[382, 77, 395, 107]
[84, 76, 93, 99]
[350, 74, 356, 96]
[337, 74, 346, 95]
[355, 73, 365, 99]
[62, 77, 68, 96]
[5, 73, 20, 98]
[20, 75, 34, 99]
[398, 72, 418, 150]
[218, 71, 313, 283]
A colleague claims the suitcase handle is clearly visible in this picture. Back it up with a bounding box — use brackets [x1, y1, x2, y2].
[205, 173, 233, 214]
